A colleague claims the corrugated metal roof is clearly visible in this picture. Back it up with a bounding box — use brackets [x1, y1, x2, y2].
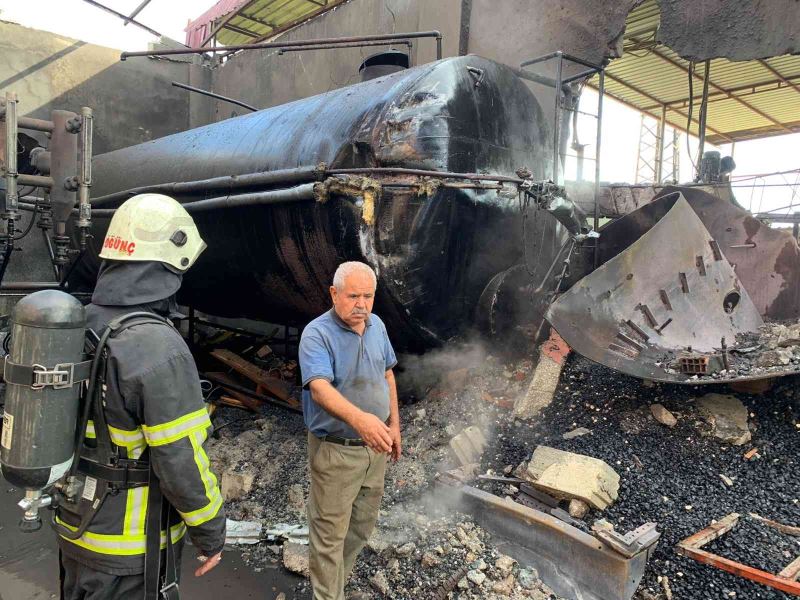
[594, 0, 800, 144]
[185, 0, 348, 48]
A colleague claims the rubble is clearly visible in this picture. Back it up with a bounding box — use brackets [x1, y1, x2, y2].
[203, 334, 796, 599]
[221, 471, 255, 501]
[562, 426, 592, 439]
[449, 426, 488, 467]
[513, 330, 570, 419]
[568, 499, 590, 519]
[524, 446, 620, 510]
[696, 393, 752, 445]
[649, 404, 677, 427]
[282, 542, 309, 577]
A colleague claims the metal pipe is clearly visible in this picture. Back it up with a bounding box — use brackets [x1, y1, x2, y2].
[91, 183, 318, 217]
[0, 281, 63, 290]
[593, 70, 604, 268]
[507, 66, 559, 89]
[17, 116, 55, 133]
[77, 107, 93, 250]
[562, 68, 601, 85]
[42, 229, 60, 280]
[120, 31, 443, 61]
[696, 60, 711, 179]
[655, 104, 666, 184]
[4, 92, 19, 213]
[171, 81, 258, 113]
[123, 0, 152, 26]
[90, 166, 321, 207]
[553, 52, 563, 183]
[521, 51, 603, 71]
[81, 0, 165, 39]
[18, 174, 54, 189]
[328, 167, 524, 183]
[277, 40, 412, 56]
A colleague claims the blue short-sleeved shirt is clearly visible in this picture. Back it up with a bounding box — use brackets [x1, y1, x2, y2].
[299, 309, 398, 438]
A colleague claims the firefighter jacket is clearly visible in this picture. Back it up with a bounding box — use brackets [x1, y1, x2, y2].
[56, 261, 225, 575]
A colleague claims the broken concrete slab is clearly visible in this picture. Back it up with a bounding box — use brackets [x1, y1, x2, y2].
[526, 446, 620, 510]
[449, 426, 487, 466]
[650, 404, 677, 427]
[696, 393, 752, 446]
[283, 542, 309, 577]
[514, 330, 570, 419]
[221, 471, 254, 501]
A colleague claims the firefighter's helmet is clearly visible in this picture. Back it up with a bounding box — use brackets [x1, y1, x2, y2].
[98, 193, 206, 272]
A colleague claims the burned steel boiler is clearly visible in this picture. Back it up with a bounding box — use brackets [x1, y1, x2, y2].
[75, 56, 567, 350]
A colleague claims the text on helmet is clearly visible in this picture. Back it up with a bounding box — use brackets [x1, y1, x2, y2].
[103, 235, 137, 256]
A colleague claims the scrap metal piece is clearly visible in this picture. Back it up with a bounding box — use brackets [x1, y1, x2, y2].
[593, 521, 661, 558]
[450, 484, 655, 600]
[547, 194, 764, 383]
[677, 513, 800, 596]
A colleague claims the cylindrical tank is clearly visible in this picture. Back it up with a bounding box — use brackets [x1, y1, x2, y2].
[1, 290, 85, 490]
[78, 56, 566, 350]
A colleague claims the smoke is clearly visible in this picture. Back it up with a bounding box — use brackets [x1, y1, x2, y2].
[395, 340, 489, 401]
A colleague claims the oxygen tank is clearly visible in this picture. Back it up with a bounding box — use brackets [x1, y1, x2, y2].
[1, 290, 85, 495]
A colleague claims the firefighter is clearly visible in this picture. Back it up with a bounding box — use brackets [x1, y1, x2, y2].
[57, 194, 225, 600]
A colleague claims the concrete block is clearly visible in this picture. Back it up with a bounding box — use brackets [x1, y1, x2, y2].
[696, 394, 751, 446]
[514, 330, 570, 419]
[526, 446, 620, 510]
[449, 426, 487, 466]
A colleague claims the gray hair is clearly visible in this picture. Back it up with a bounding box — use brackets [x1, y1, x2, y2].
[333, 261, 377, 290]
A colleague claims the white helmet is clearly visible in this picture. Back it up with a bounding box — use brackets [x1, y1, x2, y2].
[98, 193, 206, 272]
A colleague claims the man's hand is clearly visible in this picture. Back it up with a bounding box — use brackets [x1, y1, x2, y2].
[353, 412, 392, 453]
[195, 551, 222, 577]
[389, 422, 402, 462]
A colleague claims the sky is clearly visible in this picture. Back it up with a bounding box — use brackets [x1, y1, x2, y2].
[1, 1, 797, 214]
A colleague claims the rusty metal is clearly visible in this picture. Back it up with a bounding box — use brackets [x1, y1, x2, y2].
[547, 193, 764, 383]
[677, 514, 800, 596]
[448, 484, 654, 600]
[77, 57, 559, 351]
[120, 31, 444, 61]
[171, 82, 257, 113]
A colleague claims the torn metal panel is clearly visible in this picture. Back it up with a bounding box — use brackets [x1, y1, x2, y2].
[547, 193, 764, 383]
[451, 484, 655, 600]
[593, 186, 800, 321]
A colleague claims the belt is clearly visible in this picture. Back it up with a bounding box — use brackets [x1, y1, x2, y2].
[322, 434, 366, 447]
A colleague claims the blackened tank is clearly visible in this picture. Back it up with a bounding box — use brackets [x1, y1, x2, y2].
[82, 56, 566, 350]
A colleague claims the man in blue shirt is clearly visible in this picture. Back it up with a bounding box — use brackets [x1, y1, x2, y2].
[299, 261, 400, 600]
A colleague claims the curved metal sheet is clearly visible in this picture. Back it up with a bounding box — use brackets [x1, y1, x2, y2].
[547, 194, 764, 382]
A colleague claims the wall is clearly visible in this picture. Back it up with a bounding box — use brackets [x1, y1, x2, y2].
[206, 0, 461, 123]
[0, 20, 211, 155]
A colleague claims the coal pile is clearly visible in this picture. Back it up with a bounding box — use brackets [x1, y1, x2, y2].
[488, 355, 799, 600]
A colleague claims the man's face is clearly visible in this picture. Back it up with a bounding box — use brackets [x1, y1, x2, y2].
[330, 272, 376, 328]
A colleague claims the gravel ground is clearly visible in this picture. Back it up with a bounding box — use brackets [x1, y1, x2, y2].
[205, 341, 798, 600]
[704, 517, 800, 575]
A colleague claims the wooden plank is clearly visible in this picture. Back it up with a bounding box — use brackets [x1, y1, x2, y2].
[677, 513, 740, 550]
[210, 348, 294, 402]
[677, 547, 800, 596]
[779, 556, 800, 581]
[749, 513, 800, 537]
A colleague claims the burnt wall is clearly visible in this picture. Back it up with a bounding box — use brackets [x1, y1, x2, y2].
[658, 0, 800, 61]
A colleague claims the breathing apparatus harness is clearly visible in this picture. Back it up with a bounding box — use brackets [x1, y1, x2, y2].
[52, 311, 180, 600]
